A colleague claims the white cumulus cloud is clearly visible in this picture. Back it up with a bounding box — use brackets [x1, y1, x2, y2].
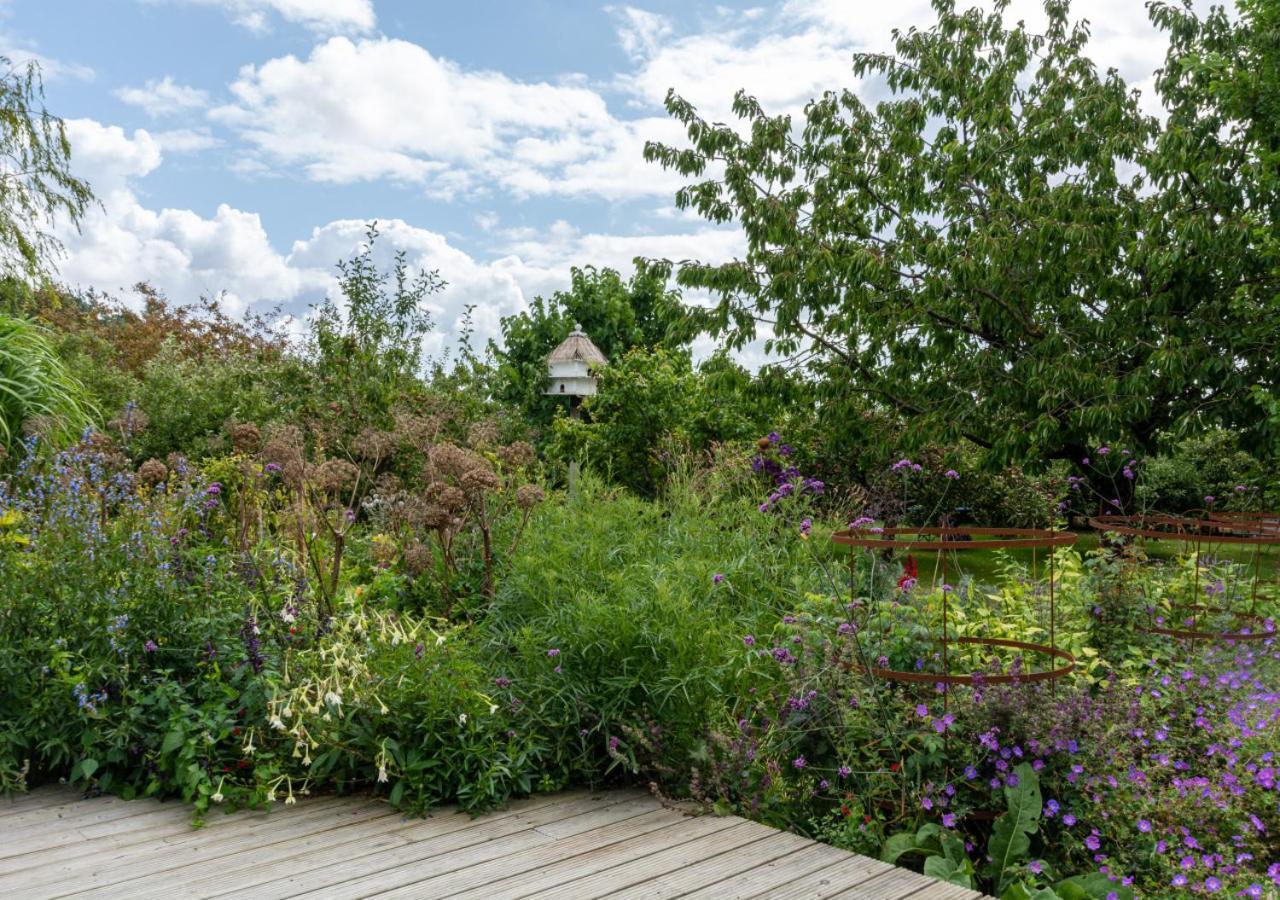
[142, 0, 375, 34]
[115, 76, 209, 116]
[209, 36, 685, 200]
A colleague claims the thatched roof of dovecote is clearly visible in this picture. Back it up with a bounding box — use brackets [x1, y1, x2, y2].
[547, 325, 607, 365]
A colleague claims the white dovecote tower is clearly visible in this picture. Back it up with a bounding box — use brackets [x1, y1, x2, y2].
[544, 324, 607, 403]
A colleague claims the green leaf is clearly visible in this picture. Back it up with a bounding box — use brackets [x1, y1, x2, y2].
[881, 824, 942, 864]
[78, 758, 98, 779]
[161, 730, 185, 754]
[1055, 874, 1133, 900]
[923, 854, 974, 888]
[986, 763, 1041, 894]
[389, 780, 405, 807]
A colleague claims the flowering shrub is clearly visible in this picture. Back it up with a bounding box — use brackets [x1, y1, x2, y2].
[1, 424, 1277, 899]
[713, 438, 1280, 897]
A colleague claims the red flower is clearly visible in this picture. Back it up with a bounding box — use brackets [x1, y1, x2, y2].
[897, 555, 918, 589]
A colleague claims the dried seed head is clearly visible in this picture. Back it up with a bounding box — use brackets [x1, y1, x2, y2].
[227, 420, 262, 454]
[402, 540, 432, 575]
[355, 427, 398, 462]
[137, 458, 169, 486]
[460, 466, 500, 496]
[311, 458, 360, 494]
[498, 441, 536, 469]
[467, 419, 501, 449]
[515, 483, 545, 510]
[428, 443, 481, 481]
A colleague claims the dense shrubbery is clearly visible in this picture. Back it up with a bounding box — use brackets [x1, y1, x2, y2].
[2, 428, 1277, 897]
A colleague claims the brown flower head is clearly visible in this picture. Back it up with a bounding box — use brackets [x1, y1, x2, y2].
[402, 540, 433, 575]
[498, 441, 536, 469]
[355, 427, 399, 462]
[467, 419, 501, 449]
[137, 458, 169, 486]
[311, 458, 360, 494]
[429, 443, 488, 481]
[227, 420, 262, 454]
[460, 466, 500, 497]
[108, 406, 150, 440]
[515, 483, 545, 510]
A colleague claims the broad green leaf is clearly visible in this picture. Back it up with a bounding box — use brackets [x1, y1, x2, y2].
[986, 763, 1041, 894]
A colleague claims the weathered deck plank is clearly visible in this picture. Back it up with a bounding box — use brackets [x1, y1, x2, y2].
[0, 785, 986, 899]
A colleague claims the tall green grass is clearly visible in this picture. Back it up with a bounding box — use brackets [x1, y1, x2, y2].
[482, 474, 829, 783]
[0, 313, 96, 453]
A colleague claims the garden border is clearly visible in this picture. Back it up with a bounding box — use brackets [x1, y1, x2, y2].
[833, 526, 1078, 693]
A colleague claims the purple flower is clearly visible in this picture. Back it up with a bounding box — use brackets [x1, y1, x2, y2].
[944, 469, 959, 479]
[1137, 819, 1152, 833]
[942, 813, 956, 827]
[799, 518, 812, 536]
[1084, 835, 1101, 851]
[838, 766, 851, 778]
[547, 648, 560, 657]
[792, 755, 806, 769]
[1204, 876, 1221, 893]
[743, 635, 755, 646]
[915, 703, 929, 718]
[712, 573, 725, 584]
[767, 432, 781, 444]
[143, 640, 158, 653]
[1204, 495, 1215, 504]
[1097, 446, 1110, 455]
[1172, 874, 1187, 888]
[1029, 860, 1043, 875]
[1063, 813, 1077, 827]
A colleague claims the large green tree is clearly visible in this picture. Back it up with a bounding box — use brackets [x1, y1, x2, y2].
[641, 0, 1280, 467]
[0, 59, 94, 281]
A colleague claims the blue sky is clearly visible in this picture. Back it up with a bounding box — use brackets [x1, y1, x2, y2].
[1, 0, 1192, 358]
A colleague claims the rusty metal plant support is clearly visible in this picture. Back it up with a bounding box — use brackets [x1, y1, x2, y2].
[1088, 514, 1280, 642]
[1208, 511, 1280, 536]
[832, 526, 1079, 697]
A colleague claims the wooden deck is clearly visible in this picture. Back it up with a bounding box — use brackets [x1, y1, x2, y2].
[0, 785, 985, 899]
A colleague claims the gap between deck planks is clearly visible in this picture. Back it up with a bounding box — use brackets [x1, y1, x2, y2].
[0, 785, 990, 899]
